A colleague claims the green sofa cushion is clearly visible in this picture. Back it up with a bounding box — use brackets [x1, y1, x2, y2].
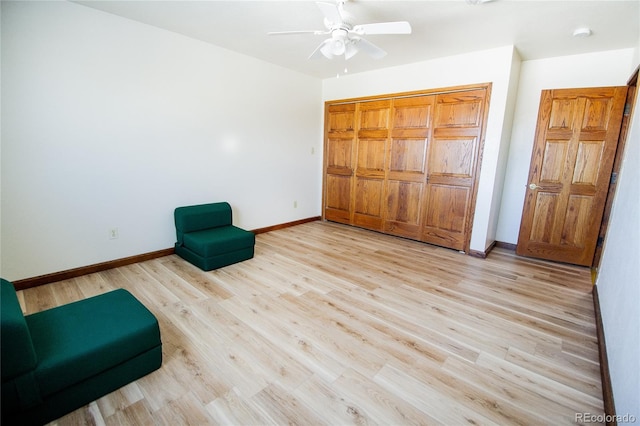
[1, 279, 38, 381]
[25, 289, 161, 398]
[182, 225, 255, 257]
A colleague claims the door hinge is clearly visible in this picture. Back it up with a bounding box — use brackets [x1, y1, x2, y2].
[610, 172, 618, 185]
[624, 103, 632, 116]
[597, 236, 604, 248]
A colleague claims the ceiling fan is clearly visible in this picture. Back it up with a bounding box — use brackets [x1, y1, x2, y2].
[268, 0, 412, 60]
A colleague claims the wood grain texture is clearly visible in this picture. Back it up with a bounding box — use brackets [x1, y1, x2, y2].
[19, 221, 603, 425]
[323, 84, 491, 253]
[517, 86, 627, 266]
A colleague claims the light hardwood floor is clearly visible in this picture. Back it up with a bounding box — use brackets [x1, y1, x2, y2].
[17, 221, 604, 425]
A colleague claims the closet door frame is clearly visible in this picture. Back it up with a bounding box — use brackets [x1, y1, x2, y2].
[322, 83, 492, 254]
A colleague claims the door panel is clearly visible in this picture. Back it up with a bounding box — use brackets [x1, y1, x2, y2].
[389, 139, 427, 175]
[422, 185, 471, 249]
[434, 91, 483, 128]
[356, 139, 386, 175]
[528, 191, 559, 243]
[516, 86, 627, 266]
[326, 138, 352, 173]
[384, 96, 432, 238]
[325, 175, 352, 222]
[421, 90, 487, 251]
[385, 180, 423, 235]
[353, 101, 390, 230]
[540, 140, 568, 183]
[354, 178, 385, 228]
[572, 141, 604, 185]
[561, 195, 592, 247]
[324, 104, 355, 224]
[354, 137, 387, 228]
[428, 136, 477, 178]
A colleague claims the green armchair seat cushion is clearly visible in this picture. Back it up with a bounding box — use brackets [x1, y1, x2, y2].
[1, 279, 162, 425]
[174, 202, 255, 271]
[182, 226, 255, 257]
[26, 289, 161, 398]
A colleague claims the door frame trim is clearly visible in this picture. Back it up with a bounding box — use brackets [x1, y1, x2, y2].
[592, 67, 639, 273]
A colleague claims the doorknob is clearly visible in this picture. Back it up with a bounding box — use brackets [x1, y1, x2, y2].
[529, 183, 539, 190]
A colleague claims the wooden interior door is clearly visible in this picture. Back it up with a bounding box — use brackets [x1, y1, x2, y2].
[384, 96, 433, 239]
[352, 100, 390, 230]
[324, 103, 356, 224]
[516, 86, 627, 266]
[421, 89, 487, 251]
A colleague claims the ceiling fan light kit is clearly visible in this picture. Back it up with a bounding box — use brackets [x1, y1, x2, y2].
[268, 0, 412, 61]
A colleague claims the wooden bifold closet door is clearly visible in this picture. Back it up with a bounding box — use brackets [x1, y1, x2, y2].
[322, 84, 490, 252]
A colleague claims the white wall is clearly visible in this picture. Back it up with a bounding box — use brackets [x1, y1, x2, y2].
[322, 45, 521, 253]
[596, 88, 640, 421]
[0, 1, 323, 281]
[495, 48, 637, 244]
[595, 34, 640, 415]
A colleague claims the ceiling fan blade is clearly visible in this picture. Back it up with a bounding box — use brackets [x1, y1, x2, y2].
[345, 43, 359, 60]
[353, 37, 387, 59]
[352, 21, 412, 35]
[268, 30, 327, 36]
[316, 1, 343, 24]
[309, 39, 333, 59]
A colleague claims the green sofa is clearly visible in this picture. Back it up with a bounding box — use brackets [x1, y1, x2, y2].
[174, 202, 255, 271]
[1, 279, 162, 425]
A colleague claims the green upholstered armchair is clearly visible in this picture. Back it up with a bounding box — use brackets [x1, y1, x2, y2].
[1, 279, 162, 425]
[174, 202, 255, 271]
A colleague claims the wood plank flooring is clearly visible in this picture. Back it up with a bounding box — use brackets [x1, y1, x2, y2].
[17, 221, 603, 425]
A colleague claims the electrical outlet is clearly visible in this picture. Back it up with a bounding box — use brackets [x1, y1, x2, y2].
[109, 228, 119, 240]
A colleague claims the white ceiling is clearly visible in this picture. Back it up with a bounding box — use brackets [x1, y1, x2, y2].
[75, 0, 640, 79]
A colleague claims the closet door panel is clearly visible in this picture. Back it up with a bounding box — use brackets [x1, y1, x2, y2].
[326, 138, 353, 173]
[328, 107, 355, 133]
[353, 101, 390, 230]
[324, 104, 356, 224]
[325, 174, 352, 223]
[428, 135, 478, 183]
[421, 89, 487, 251]
[354, 178, 385, 228]
[434, 91, 483, 128]
[360, 101, 391, 131]
[422, 185, 471, 250]
[384, 96, 433, 239]
[385, 180, 423, 237]
[355, 139, 386, 177]
[389, 139, 427, 176]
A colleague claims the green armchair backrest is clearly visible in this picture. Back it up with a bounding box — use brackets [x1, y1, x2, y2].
[174, 202, 233, 245]
[1, 279, 38, 380]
